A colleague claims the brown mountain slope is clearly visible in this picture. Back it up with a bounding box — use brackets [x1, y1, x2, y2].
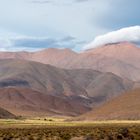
[85, 72, 133, 100]
[30, 48, 78, 66]
[0, 87, 90, 117]
[0, 42, 139, 81]
[77, 88, 140, 120]
[0, 59, 133, 116]
[81, 42, 140, 81]
[0, 59, 87, 97]
[0, 48, 77, 68]
[32, 42, 140, 82]
[66, 69, 133, 106]
[0, 59, 133, 99]
[0, 107, 15, 119]
[0, 59, 92, 116]
[71, 53, 140, 81]
[85, 42, 140, 69]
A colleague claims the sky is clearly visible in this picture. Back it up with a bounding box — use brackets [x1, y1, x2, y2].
[0, 0, 140, 51]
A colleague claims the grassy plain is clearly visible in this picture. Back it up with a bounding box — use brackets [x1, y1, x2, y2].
[0, 118, 140, 140]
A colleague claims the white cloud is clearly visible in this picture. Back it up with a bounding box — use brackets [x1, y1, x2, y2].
[83, 26, 140, 50]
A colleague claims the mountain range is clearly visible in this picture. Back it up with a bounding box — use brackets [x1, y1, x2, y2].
[0, 42, 140, 81]
[0, 59, 133, 117]
[0, 42, 139, 120]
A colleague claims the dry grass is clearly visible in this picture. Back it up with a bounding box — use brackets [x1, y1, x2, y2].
[0, 118, 140, 128]
[0, 118, 139, 139]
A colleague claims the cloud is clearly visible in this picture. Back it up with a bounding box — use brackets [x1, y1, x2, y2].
[12, 37, 58, 48]
[30, 0, 52, 4]
[74, 0, 91, 3]
[0, 0, 140, 51]
[30, 0, 91, 5]
[0, 35, 84, 52]
[83, 26, 140, 50]
[60, 36, 76, 42]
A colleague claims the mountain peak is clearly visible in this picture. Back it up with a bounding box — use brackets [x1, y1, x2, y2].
[104, 41, 133, 46]
[84, 42, 139, 54]
[103, 41, 138, 49]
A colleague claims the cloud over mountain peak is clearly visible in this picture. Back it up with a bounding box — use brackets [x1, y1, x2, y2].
[84, 26, 140, 50]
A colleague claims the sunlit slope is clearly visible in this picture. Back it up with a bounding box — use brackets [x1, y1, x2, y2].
[77, 88, 140, 120]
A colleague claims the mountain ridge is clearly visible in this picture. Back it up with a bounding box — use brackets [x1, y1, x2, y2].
[0, 42, 139, 81]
